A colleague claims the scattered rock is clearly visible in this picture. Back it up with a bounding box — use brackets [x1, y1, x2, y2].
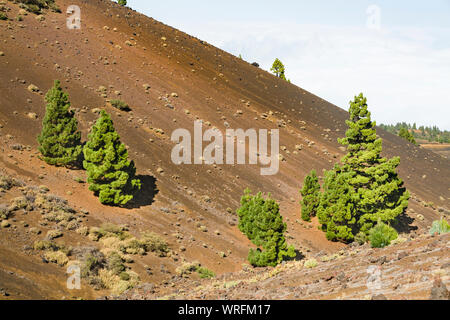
[1, 220, 11, 228]
[27, 84, 39, 93]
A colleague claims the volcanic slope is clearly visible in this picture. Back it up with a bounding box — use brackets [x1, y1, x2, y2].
[0, 0, 449, 299]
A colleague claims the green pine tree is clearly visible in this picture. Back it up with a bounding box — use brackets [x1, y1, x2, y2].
[317, 94, 409, 242]
[339, 93, 410, 235]
[237, 189, 295, 267]
[398, 127, 416, 144]
[270, 58, 287, 81]
[300, 170, 321, 222]
[83, 110, 141, 206]
[317, 165, 356, 242]
[37, 80, 82, 167]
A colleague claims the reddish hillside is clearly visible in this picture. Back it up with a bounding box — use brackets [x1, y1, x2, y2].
[0, 0, 448, 299]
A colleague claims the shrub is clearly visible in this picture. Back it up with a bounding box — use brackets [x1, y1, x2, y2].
[368, 221, 398, 248]
[106, 251, 126, 275]
[46, 229, 63, 240]
[74, 248, 106, 286]
[0, 174, 23, 190]
[429, 218, 450, 235]
[355, 231, 368, 245]
[44, 250, 69, 266]
[110, 99, 131, 112]
[140, 232, 169, 256]
[83, 110, 141, 206]
[237, 189, 296, 267]
[0, 12, 7, 21]
[304, 258, 318, 268]
[98, 268, 139, 296]
[33, 240, 59, 251]
[300, 170, 321, 222]
[92, 224, 169, 257]
[176, 261, 201, 277]
[99, 223, 129, 240]
[0, 204, 11, 220]
[197, 267, 215, 279]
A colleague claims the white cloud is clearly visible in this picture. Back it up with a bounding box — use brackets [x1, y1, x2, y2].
[180, 21, 450, 129]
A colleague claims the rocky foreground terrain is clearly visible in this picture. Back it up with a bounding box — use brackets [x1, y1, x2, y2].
[119, 233, 449, 300]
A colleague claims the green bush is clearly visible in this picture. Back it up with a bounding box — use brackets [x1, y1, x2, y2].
[0, 12, 8, 20]
[110, 99, 131, 112]
[107, 251, 126, 275]
[429, 218, 450, 235]
[368, 221, 398, 248]
[237, 189, 295, 267]
[197, 267, 215, 279]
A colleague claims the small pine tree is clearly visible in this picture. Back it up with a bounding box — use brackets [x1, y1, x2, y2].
[300, 170, 321, 222]
[117, 0, 127, 6]
[270, 58, 287, 80]
[37, 80, 82, 167]
[237, 189, 295, 267]
[317, 166, 356, 242]
[398, 127, 416, 144]
[83, 110, 141, 206]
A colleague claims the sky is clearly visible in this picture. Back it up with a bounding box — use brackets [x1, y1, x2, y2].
[128, 0, 450, 129]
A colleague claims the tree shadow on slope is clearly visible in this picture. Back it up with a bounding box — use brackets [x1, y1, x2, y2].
[125, 175, 159, 209]
[391, 212, 418, 234]
[285, 250, 305, 262]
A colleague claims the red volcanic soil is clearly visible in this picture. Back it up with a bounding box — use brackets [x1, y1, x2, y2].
[0, 0, 449, 299]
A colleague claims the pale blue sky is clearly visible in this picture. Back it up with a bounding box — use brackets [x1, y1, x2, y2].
[127, 0, 450, 129]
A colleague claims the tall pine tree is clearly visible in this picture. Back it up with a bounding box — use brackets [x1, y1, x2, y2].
[318, 94, 409, 242]
[300, 170, 321, 222]
[338, 94, 409, 234]
[37, 80, 82, 167]
[83, 110, 141, 206]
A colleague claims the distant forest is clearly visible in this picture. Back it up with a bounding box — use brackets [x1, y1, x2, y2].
[379, 123, 450, 144]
